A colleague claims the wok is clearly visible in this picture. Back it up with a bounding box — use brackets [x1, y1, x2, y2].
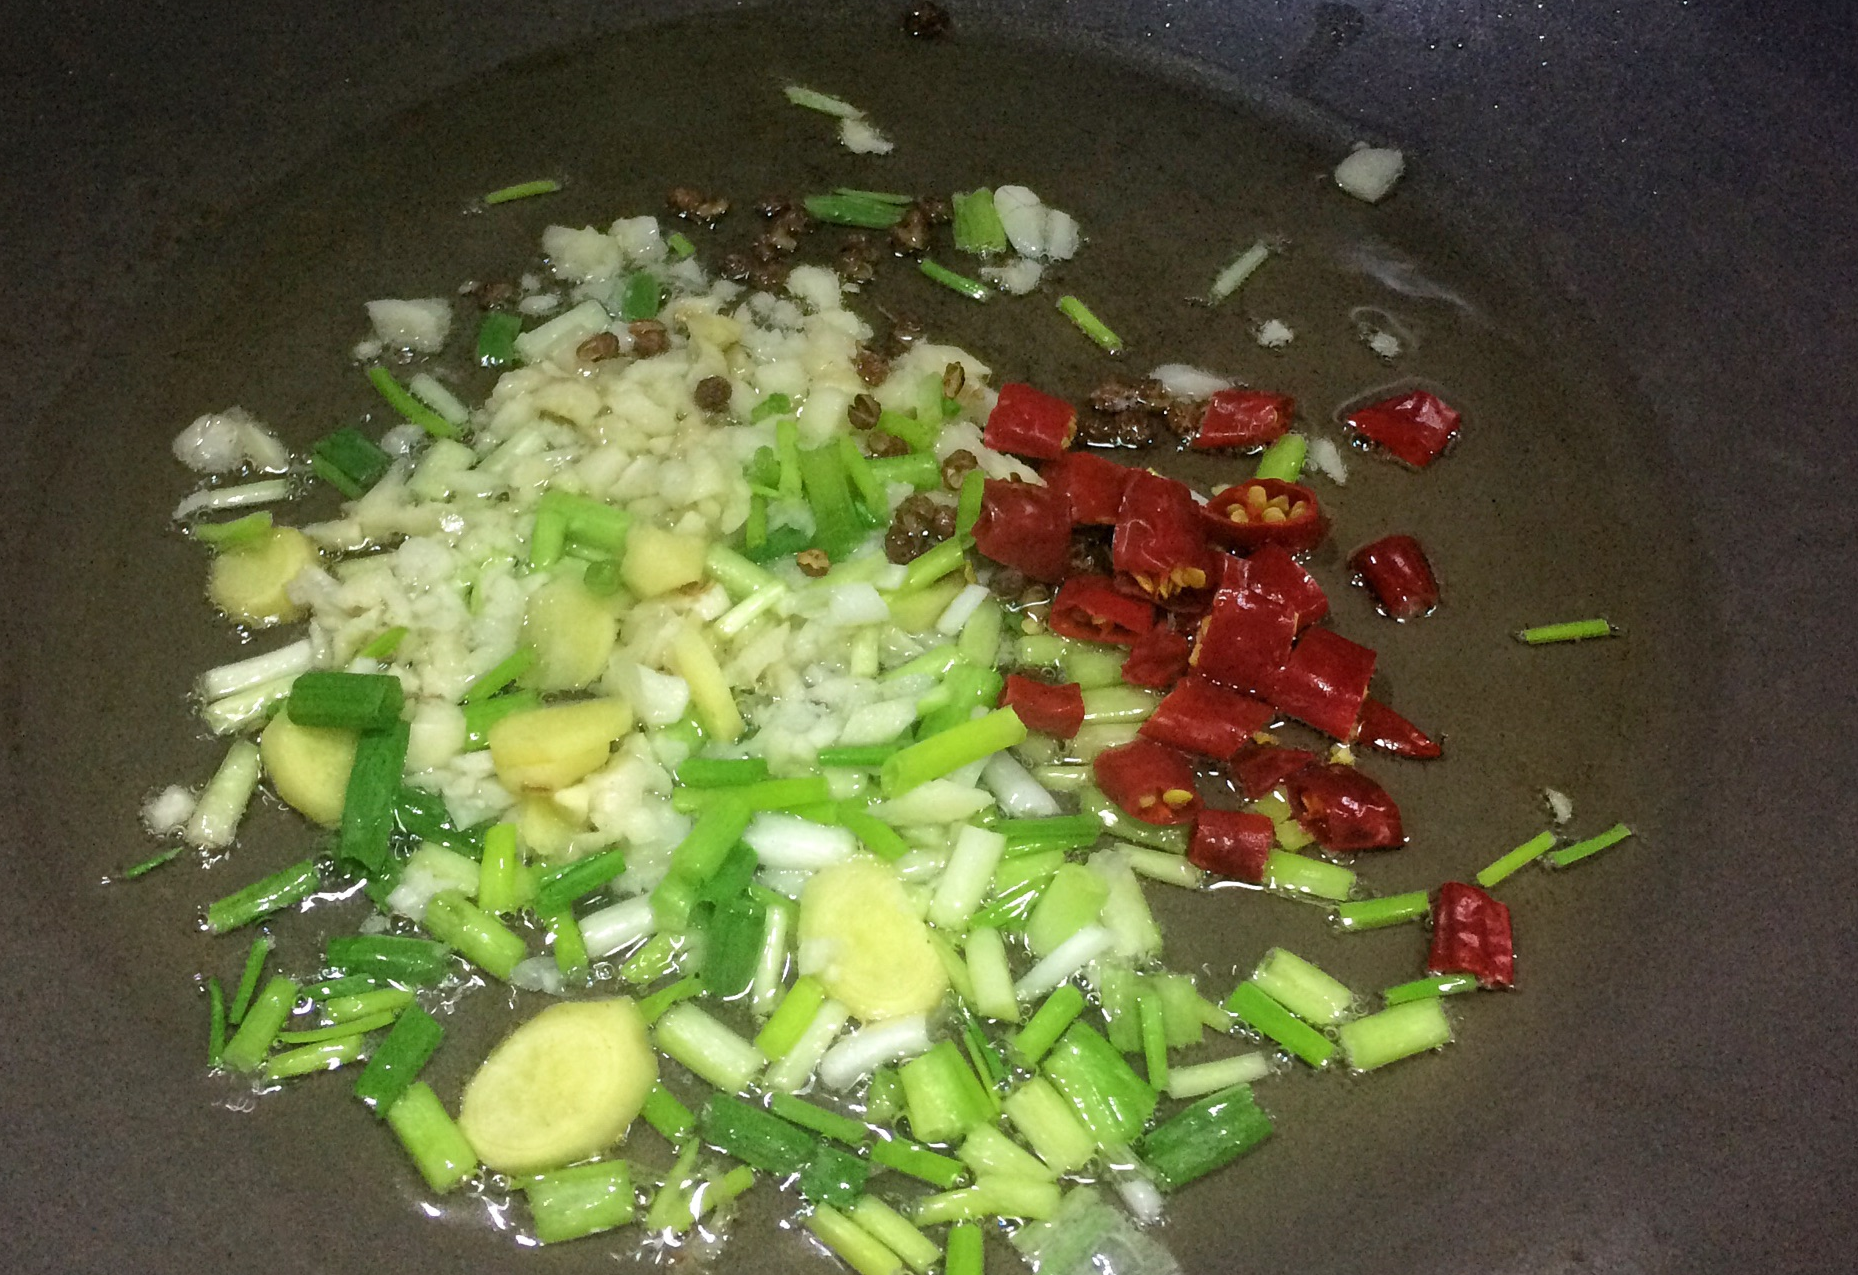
[2, 2, 1852, 1272]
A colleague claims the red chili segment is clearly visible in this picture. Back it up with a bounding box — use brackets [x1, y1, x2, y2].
[983, 383, 1078, 460]
[972, 478, 1072, 582]
[1428, 882, 1515, 988]
[1048, 574, 1157, 646]
[1204, 478, 1329, 554]
[1188, 809, 1277, 882]
[1112, 471, 1215, 602]
[1285, 763, 1405, 851]
[1230, 742, 1319, 799]
[1120, 623, 1193, 689]
[1256, 627, 1377, 740]
[1346, 389, 1462, 469]
[1092, 739, 1203, 825]
[1000, 674, 1086, 739]
[1236, 545, 1329, 633]
[1349, 534, 1440, 620]
[1041, 450, 1132, 525]
[1139, 676, 1275, 761]
[1354, 698, 1442, 759]
[1190, 585, 1298, 692]
[1191, 389, 1295, 452]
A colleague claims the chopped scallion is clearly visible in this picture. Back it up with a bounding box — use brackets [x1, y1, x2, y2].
[952, 189, 1007, 255]
[1208, 239, 1271, 304]
[1516, 618, 1617, 645]
[482, 178, 561, 205]
[1548, 821, 1633, 868]
[805, 193, 906, 229]
[1476, 829, 1559, 887]
[227, 934, 273, 1027]
[205, 858, 319, 934]
[667, 231, 696, 259]
[920, 260, 991, 302]
[1056, 296, 1123, 353]
[287, 670, 405, 731]
[366, 366, 459, 440]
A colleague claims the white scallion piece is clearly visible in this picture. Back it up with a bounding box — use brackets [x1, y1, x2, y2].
[578, 895, 657, 957]
[183, 739, 262, 849]
[1307, 436, 1349, 486]
[200, 674, 298, 736]
[934, 583, 990, 637]
[981, 750, 1062, 818]
[1544, 787, 1574, 824]
[784, 85, 864, 118]
[1209, 239, 1272, 304]
[173, 478, 293, 522]
[1113, 1173, 1166, 1226]
[816, 1012, 931, 1090]
[766, 999, 855, 1093]
[197, 639, 315, 701]
[513, 298, 611, 365]
[826, 582, 892, 627]
[1165, 1051, 1276, 1100]
[385, 845, 480, 923]
[928, 823, 1007, 930]
[1334, 146, 1406, 203]
[1015, 925, 1116, 1001]
[868, 780, 995, 827]
[1148, 365, 1233, 400]
[1121, 846, 1204, 890]
[1088, 851, 1162, 961]
[964, 926, 1021, 1023]
[654, 1002, 767, 1094]
[838, 117, 895, 155]
[750, 900, 795, 1017]
[744, 813, 858, 871]
[407, 373, 471, 427]
[366, 297, 452, 352]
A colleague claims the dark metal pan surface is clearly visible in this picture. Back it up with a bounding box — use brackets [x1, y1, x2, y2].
[2, 4, 1852, 1274]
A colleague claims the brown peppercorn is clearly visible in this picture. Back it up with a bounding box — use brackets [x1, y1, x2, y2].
[576, 331, 621, 362]
[717, 252, 753, 283]
[916, 194, 953, 225]
[629, 320, 670, 358]
[884, 492, 954, 563]
[747, 258, 791, 291]
[882, 313, 925, 356]
[835, 248, 877, 284]
[1066, 532, 1112, 577]
[694, 376, 733, 412]
[751, 233, 791, 261]
[849, 393, 883, 430]
[1089, 378, 1148, 414]
[941, 361, 966, 398]
[796, 548, 832, 577]
[889, 205, 930, 254]
[930, 504, 958, 540]
[989, 566, 1028, 599]
[854, 348, 891, 387]
[773, 207, 811, 238]
[864, 428, 912, 459]
[755, 195, 798, 218]
[1076, 407, 1158, 448]
[668, 186, 729, 222]
[1163, 399, 1205, 440]
[471, 279, 518, 309]
[940, 448, 980, 491]
[901, 1, 951, 38]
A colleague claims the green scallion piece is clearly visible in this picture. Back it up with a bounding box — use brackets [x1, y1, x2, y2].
[868, 452, 942, 491]
[1335, 890, 1432, 932]
[544, 909, 589, 982]
[868, 1136, 968, 1189]
[482, 178, 561, 205]
[1476, 829, 1559, 887]
[264, 1035, 367, 1081]
[955, 469, 984, 541]
[392, 787, 486, 857]
[952, 189, 1007, 255]
[841, 806, 911, 861]
[771, 1093, 870, 1146]
[667, 231, 697, 259]
[311, 426, 392, 498]
[205, 977, 227, 1066]
[1261, 848, 1355, 902]
[698, 1093, 820, 1176]
[835, 188, 916, 204]
[753, 975, 828, 1058]
[582, 558, 622, 595]
[817, 745, 901, 769]
[477, 311, 523, 368]
[325, 935, 453, 986]
[1039, 1023, 1157, 1146]
[336, 720, 409, 878]
[805, 193, 906, 229]
[530, 844, 627, 916]
[277, 1012, 397, 1045]
[1010, 984, 1086, 1068]
[287, 670, 405, 731]
[227, 935, 273, 1027]
[1136, 1083, 1273, 1191]
[881, 708, 1028, 796]
[1253, 433, 1308, 482]
[421, 890, 527, 981]
[119, 846, 182, 880]
[366, 365, 459, 440]
[873, 407, 939, 455]
[619, 272, 662, 321]
[920, 259, 991, 302]
[303, 974, 388, 1002]
[384, 1082, 478, 1193]
[998, 815, 1101, 852]
[671, 777, 831, 815]
[474, 822, 521, 915]
[351, 1004, 443, 1113]
[1224, 981, 1337, 1068]
[1336, 998, 1453, 1071]
[205, 858, 320, 934]
[1056, 296, 1123, 353]
[1382, 972, 1479, 1006]
[525, 1160, 634, 1244]
[751, 392, 794, 423]
[800, 1140, 872, 1207]
[461, 649, 535, 703]
[1136, 983, 1170, 1091]
[1548, 821, 1634, 868]
[462, 690, 540, 751]
[798, 442, 865, 560]
[701, 892, 768, 1000]
[637, 974, 703, 1025]
[191, 511, 274, 547]
[641, 1082, 697, 1143]
[356, 626, 409, 660]
[219, 976, 299, 1072]
[805, 1204, 904, 1275]
[324, 987, 415, 1023]
[1516, 618, 1617, 644]
[898, 1041, 995, 1144]
[1079, 788, 1190, 853]
[946, 1222, 983, 1275]
[840, 433, 889, 519]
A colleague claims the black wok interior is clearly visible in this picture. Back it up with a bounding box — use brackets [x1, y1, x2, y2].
[2, 3, 1853, 1273]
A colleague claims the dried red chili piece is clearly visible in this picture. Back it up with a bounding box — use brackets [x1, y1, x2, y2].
[972, 478, 1071, 582]
[1349, 534, 1440, 620]
[1189, 585, 1298, 691]
[1000, 673, 1086, 739]
[983, 383, 1078, 460]
[1256, 627, 1377, 740]
[1354, 698, 1442, 759]
[1188, 809, 1277, 882]
[1112, 471, 1214, 602]
[1204, 478, 1329, 554]
[1346, 389, 1461, 468]
[1047, 574, 1156, 645]
[1139, 676, 1275, 761]
[1230, 742, 1319, 799]
[1191, 388, 1295, 451]
[1428, 882, 1515, 988]
[1285, 763, 1405, 851]
[1120, 622, 1193, 689]
[1093, 739, 1203, 825]
[1041, 450, 1132, 526]
[1238, 545, 1329, 633]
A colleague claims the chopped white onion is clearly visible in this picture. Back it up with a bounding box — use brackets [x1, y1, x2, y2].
[171, 408, 289, 475]
[510, 956, 568, 995]
[1334, 146, 1406, 203]
[366, 297, 452, 352]
[1114, 1174, 1166, 1226]
[141, 785, 197, 835]
[827, 582, 892, 627]
[1544, 787, 1574, 824]
[838, 116, 894, 154]
[1255, 318, 1295, 348]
